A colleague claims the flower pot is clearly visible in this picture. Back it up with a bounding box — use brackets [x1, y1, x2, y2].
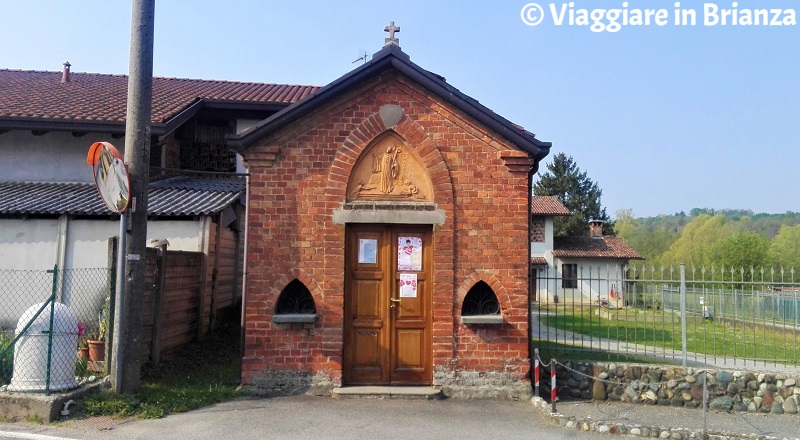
[78, 347, 90, 359]
[87, 340, 105, 361]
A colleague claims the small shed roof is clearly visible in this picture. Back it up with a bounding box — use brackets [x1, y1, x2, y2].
[0, 176, 244, 216]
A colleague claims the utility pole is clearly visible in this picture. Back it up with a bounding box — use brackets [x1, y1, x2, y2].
[113, 0, 155, 394]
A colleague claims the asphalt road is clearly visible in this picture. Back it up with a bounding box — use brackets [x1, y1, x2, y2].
[0, 395, 604, 440]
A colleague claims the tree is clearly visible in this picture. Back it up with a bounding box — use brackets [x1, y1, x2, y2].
[712, 231, 769, 277]
[614, 209, 677, 267]
[534, 153, 613, 236]
[614, 208, 636, 239]
[661, 214, 730, 268]
[768, 224, 800, 270]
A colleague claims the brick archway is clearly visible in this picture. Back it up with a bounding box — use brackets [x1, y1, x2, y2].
[325, 108, 454, 204]
[268, 268, 324, 312]
[456, 270, 513, 314]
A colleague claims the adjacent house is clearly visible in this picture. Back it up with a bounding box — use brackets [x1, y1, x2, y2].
[0, 64, 317, 335]
[530, 196, 643, 306]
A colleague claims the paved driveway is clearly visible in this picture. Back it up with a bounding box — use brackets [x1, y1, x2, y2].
[1, 396, 602, 440]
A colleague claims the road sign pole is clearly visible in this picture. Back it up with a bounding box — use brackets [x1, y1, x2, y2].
[111, 211, 127, 389]
[117, 0, 155, 394]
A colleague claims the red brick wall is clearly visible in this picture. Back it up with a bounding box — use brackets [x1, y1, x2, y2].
[241, 71, 533, 398]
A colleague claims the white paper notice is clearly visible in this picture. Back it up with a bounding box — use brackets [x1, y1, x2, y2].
[399, 273, 418, 298]
[358, 239, 377, 264]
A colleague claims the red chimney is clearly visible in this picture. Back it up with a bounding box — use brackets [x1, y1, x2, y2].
[61, 61, 71, 83]
[589, 220, 604, 238]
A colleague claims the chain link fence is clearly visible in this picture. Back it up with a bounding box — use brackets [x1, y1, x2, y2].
[0, 265, 113, 394]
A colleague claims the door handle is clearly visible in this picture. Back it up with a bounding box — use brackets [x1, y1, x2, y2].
[390, 298, 401, 303]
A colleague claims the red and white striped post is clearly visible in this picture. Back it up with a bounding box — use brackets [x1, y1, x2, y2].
[550, 361, 558, 413]
[534, 349, 540, 397]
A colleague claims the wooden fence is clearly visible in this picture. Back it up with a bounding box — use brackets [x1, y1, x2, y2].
[137, 220, 242, 363]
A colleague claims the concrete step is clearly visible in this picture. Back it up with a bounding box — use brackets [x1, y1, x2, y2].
[331, 386, 444, 400]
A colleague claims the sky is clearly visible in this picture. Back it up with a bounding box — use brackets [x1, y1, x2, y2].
[2, 0, 798, 218]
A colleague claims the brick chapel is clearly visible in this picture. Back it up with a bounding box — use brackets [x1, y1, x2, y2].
[227, 26, 551, 398]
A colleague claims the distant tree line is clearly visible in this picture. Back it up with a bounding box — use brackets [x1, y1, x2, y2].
[616, 209, 800, 276]
[532, 152, 800, 276]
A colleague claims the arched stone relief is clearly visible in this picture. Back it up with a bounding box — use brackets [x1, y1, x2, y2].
[347, 132, 433, 202]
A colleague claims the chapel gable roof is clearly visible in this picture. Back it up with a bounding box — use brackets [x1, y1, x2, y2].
[227, 44, 551, 161]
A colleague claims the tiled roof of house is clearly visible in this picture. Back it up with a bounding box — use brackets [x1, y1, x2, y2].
[553, 236, 644, 260]
[531, 196, 570, 216]
[531, 257, 548, 265]
[0, 69, 319, 125]
[0, 176, 244, 216]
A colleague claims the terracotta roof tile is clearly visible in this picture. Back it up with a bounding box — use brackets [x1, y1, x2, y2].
[531, 196, 570, 216]
[552, 236, 643, 260]
[531, 257, 548, 265]
[0, 69, 319, 125]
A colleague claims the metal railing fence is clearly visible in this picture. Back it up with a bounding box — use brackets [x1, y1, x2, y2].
[533, 263, 800, 368]
[0, 265, 113, 394]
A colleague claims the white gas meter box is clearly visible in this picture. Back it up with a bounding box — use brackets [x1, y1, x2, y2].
[8, 302, 80, 392]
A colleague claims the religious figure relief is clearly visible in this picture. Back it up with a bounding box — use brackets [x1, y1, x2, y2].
[346, 135, 433, 202]
[400, 179, 424, 199]
[372, 146, 400, 193]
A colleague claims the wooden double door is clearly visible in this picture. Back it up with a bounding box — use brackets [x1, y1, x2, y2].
[343, 224, 432, 385]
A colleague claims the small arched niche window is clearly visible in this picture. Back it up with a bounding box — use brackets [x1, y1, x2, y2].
[460, 281, 503, 325]
[272, 279, 318, 324]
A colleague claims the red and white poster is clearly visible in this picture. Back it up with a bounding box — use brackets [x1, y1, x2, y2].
[399, 273, 418, 298]
[397, 236, 422, 271]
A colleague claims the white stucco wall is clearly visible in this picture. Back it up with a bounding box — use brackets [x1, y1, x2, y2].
[0, 217, 208, 330]
[0, 219, 60, 270]
[0, 218, 206, 270]
[0, 130, 125, 183]
[534, 255, 627, 306]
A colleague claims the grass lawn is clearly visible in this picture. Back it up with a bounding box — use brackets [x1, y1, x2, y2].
[80, 322, 243, 419]
[534, 339, 669, 364]
[538, 306, 800, 364]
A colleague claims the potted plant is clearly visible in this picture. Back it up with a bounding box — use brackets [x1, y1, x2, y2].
[87, 294, 110, 362]
[86, 331, 104, 361]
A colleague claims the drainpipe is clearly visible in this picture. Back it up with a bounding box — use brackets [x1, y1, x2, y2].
[240, 164, 251, 370]
[54, 214, 69, 302]
[527, 161, 539, 394]
[197, 216, 212, 338]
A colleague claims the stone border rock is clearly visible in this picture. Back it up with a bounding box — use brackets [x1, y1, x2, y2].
[530, 396, 800, 440]
[546, 361, 800, 415]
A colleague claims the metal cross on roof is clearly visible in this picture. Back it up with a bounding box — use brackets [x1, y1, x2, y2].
[384, 21, 400, 46]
